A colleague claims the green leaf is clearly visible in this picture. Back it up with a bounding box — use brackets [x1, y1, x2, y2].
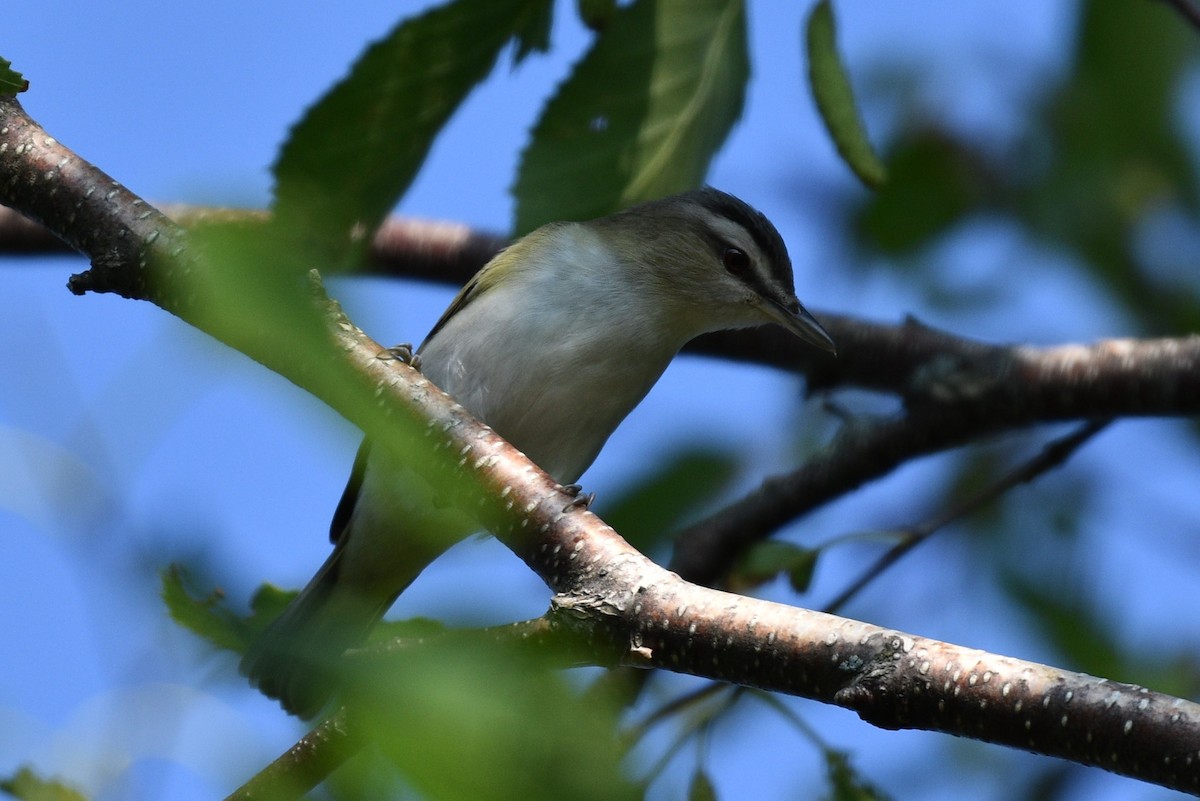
[161, 565, 259, 653]
[729, 540, 818, 593]
[343, 636, 639, 801]
[805, 1, 885, 190]
[0, 767, 88, 801]
[513, 0, 749, 234]
[513, 0, 555, 63]
[272, 0, 553, 267]
[0, 58, 28, 96]
[855, 130, 991, 255]
[687, 770, 718, 801]
[823, 749, 891, 801]
[601, 448, 738, 554]
[576, 0, 617, 32]
[1018, 0, 1200, 334]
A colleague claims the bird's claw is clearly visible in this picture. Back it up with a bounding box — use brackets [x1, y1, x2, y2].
[562, 488, 595, 513]
[379, 343, 422, 372]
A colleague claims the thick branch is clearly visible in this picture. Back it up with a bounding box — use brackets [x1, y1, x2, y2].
[671, 336, 1200, 585]
[5, 95, 1200, 795]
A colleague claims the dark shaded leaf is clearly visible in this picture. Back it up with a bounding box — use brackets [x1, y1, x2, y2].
[513, 0, 748, 233]
[729, 540, 818, 592]
[0, 58, 28, 96]
[576, 0, 617, 32]
[601, 448, 739, 553]
[273, 0, 553, 267]
[688, 770, 718, 801]
[855, 130, 994, 255]
[824, 749, 891, 801]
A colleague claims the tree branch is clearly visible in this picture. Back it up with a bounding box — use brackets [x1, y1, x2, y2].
[669, 336, 1200, 586]
[5, 95, 1200, 795]
[822, 419, 1111, 615]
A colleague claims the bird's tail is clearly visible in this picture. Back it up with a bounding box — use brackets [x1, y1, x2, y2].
[239, 544, 395, 718]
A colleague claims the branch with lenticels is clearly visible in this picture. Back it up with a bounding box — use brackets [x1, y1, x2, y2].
[4, 95, 1200, 797]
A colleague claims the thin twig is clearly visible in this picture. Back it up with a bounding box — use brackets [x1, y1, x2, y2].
[822, 419, 1112, 615]
[223, 710, 356, 801]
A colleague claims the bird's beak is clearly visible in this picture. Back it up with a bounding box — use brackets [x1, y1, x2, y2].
[765, 298, 837, 355]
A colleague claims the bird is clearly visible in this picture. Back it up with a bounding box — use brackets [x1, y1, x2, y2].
[240, 187, 836, 717]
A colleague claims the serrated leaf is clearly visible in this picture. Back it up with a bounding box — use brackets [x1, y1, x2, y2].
[513, 0, 748, 234]
[272, 0, 552, 267]
[805, 1, 885, 190]
[729, 540, 818, 593]
[161, 565, 256, 653]
[0, 767, 88, 801]
[0, 57, 28, 96]
[513, 0, 555, 63]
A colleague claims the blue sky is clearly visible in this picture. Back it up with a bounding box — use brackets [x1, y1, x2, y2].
[3, 2, 1197, 799]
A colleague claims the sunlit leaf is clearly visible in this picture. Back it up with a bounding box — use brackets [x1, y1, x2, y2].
[805, 1, 885, 189]
[161, 565, 256, 653]
[273, 0, 553, 267]
[514, 0, 748, 233]
[344, 636, 638, 801]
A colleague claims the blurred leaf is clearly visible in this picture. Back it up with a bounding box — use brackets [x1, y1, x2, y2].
[370, 615, 449, 643]
[344, 636, 638, 801]
[247, 582, 299, 627]
[1020, 0, 1200, 333]
[855, 129, 994, 255]
[1005, 574, 1200, 700]
[0, 57, 28, 95]
[729, 540, 818, 593]
[273, 0, 553, 267]
[0, 767, 88, 801]
[513, 0, 748, 233]
[601, 448, 739, 553]
[576, 0, 616, 32]
[162, 565, 258, 653]
[687, 770, 717, 801]
[823, 749, 890, 801]
[805, 1, 886, 189]
[513, 0, 554, 63]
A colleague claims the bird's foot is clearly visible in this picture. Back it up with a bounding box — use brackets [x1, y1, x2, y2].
[560, 483, 596, 512]
[379, 343, 422, 372]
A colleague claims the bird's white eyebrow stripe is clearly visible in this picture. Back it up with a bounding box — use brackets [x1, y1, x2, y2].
[694, 188, 794, 291]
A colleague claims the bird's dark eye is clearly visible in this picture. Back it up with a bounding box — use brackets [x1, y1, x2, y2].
[723, 247, 750, 275]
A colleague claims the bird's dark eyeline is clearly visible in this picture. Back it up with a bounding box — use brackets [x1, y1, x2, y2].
[614, 186, 798, 310]
[240, 186, 832, 718]
[692, 186, 796, 291]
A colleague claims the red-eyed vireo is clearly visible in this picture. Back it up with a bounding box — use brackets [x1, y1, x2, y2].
[241, 187, 835, 716]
